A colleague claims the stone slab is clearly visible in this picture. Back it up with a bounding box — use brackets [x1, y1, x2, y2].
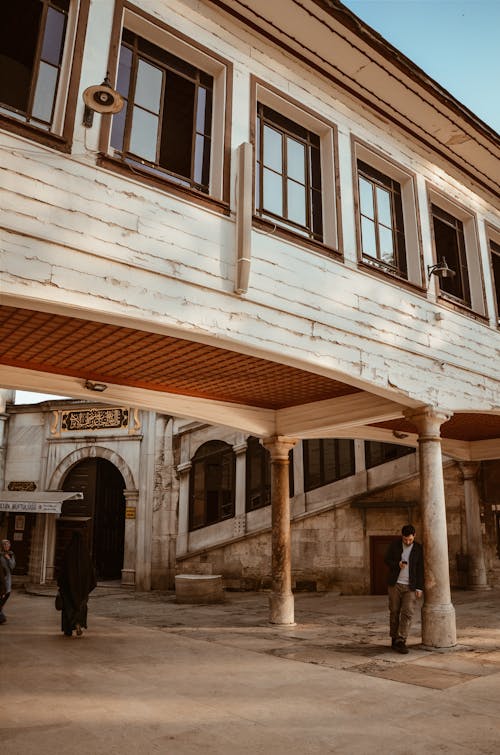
[175, 573, 225, 603]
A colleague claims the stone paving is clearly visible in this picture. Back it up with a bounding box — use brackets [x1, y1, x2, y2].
[1, 585, 500, 754]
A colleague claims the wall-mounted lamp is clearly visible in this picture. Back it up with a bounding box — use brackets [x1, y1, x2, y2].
[84, 380, 107, 392]
[82, 74, 124, 128]
[427, 256, 456, 280]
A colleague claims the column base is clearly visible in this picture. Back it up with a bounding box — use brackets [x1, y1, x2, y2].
[422, 602, 457, 648]
[121, 568, 136, 586]
[269, 591, 295, 625]
[467, 584, 492, 591]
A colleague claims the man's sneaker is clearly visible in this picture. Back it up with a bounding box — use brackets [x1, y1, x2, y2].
[395, 638, 409, 654]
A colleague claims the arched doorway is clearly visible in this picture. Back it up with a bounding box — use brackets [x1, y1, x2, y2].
[56, 458, 126, 581]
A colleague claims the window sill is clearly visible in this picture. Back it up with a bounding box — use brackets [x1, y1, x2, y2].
[358, 259, 426, 294]
[97, 154, 231, 215]
[252, 215, 341, 258]
[436, 294, 489, 323]
[0, 114, 71, 153]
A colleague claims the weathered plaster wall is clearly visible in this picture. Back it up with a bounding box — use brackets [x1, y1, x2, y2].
[1, 0, 499, 421]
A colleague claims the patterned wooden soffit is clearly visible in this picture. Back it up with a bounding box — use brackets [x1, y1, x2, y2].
[0, 306, 361, 410]
[373, 415, 500, 443]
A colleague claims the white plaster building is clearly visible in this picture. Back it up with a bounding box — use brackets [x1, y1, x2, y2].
[0, 0, 499, 647]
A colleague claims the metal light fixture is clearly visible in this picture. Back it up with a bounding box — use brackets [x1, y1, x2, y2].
[427, 256, 456, 280]
[84, 380, 107, 392]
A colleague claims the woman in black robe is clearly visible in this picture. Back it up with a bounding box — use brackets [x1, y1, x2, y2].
[57, 530, 97, 637]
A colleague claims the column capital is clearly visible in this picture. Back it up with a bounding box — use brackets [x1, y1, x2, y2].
[459, 461, 481, 481]
[177, 461, 192, 475]
[123, 489, 139, 505]
[261, 435, 298, 460]
[403, 406, 451, 439]
[233, 441, 248, 455]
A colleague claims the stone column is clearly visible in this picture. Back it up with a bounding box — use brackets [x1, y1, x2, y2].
[122, 489, 139, 586]
[262, 435, 298, 625]
[0, 389, 14, 491]
[404, 407, 456, 648]
[459, 462, 489, 590]
[176, 462, 192, 557]
[233, 440, 247, 538]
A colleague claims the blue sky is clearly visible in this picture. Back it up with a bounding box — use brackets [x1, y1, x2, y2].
[342, 0, 500, 133]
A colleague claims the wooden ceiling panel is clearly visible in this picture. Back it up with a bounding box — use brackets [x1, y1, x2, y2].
[0, 306, 360, 410]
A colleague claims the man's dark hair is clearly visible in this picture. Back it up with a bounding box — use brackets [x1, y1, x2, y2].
[401, 524, 416, 536]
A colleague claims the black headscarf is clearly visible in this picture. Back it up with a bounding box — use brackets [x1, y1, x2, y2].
[58, 531, 97, 606]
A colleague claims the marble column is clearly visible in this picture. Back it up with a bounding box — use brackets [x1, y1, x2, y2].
[122, 489, 139, 586]
[233, 440, 248, 538]
[459, 462, 490, 590]
[262, 435, 297, 625]
[404, 407, 456, 648]
[175, 461, 192, 557]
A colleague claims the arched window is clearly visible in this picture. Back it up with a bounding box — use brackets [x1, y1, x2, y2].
[189, 441, 235, 530]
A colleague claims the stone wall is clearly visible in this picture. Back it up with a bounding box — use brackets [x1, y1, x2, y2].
[176, 460, 493, 595]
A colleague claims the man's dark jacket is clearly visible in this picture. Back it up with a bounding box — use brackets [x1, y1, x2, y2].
[384, 539, 424, 591]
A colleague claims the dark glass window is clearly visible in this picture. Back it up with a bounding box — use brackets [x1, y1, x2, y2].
[490, 239, 500, 325]
[245, 436, 294, 511]
[246, 436, 271, 512]
[256, 104, 323, 241]
[365, 441, 414, 470]
[358, 161, 407, 277]
[303, 439, 355, 492]
[111, 30, 213, 193]
[0, 0, 69, 130]
[189, 441, 235, 530]
[431, 204, 471, 306]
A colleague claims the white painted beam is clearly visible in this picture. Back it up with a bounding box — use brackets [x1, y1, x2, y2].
[0, 365, 277, 437]
[276, 392, 407, 436]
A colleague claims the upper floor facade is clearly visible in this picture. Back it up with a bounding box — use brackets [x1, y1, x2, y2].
[1, 0, 500, 457]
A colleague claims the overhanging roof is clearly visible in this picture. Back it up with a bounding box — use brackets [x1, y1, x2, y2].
[207, 0, 500, 200]
[0, 491, 83, 514]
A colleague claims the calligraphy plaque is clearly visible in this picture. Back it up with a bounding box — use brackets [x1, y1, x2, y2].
[8, 481, 37, 491]
[125, 507, 136, 519]
[61, 407, 129, 432]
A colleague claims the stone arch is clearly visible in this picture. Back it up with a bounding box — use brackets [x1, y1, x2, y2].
[48, 445, 136, 492]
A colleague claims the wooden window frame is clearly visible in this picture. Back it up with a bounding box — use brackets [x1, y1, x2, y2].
[427, 186, 486, 317]
[352, 139, 423, 288]
[256, 103, 323, 242]
[251, 78, 341, 254]
[99, 3, 231, 208]
[486, 223, 500, 328]
[357, 160, 407, 278]
[0, 0, 90, 153]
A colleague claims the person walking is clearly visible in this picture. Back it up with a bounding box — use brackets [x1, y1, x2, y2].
[57, 530, 97, 637]
[384, 524, 424, 654]
[0, 538, 16, 624]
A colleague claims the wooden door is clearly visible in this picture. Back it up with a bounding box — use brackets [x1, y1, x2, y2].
[7, 513, 34, 574]
[370, 536, 399, 595]
[93, 460, 125, 580]
[59, 458, 125, 581]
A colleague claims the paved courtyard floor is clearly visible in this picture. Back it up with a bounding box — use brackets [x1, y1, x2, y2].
[1, 585, 500, 754]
